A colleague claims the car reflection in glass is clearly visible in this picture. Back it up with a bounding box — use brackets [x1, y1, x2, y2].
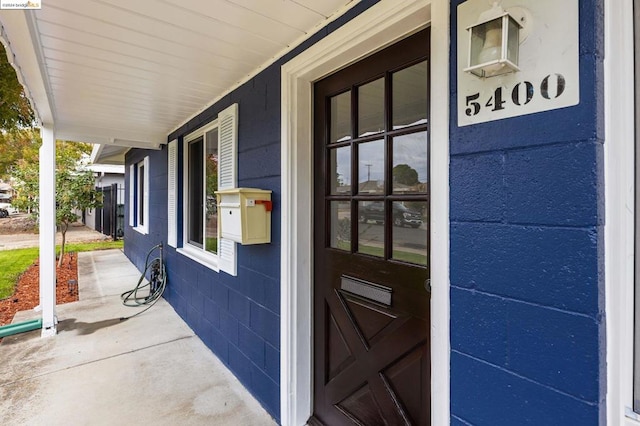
[359, 202, 423, 228]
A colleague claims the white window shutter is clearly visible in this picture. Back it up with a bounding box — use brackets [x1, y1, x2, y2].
[218, 103, 238, 276]
[218, 103, 237, 190]
[167, 140, 177, 247]
[218, 238, 237, 276]
[129, 164, 135, 226]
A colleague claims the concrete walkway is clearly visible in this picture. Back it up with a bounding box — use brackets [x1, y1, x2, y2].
[0, 249, 277, 425]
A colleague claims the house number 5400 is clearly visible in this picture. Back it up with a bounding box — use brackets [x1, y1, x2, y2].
[465, 74, 566, 117]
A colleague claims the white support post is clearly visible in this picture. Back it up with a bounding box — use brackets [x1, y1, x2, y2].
[39, 125, 57, 337]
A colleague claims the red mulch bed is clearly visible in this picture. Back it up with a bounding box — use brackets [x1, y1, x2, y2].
[0, 253, 79, 326]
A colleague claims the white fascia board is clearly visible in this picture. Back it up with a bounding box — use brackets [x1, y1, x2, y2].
[0, 10, 54, 126]
[90, 143, 104, 163]
[85, 164, 125, 174]
[56, 124, 164, 148]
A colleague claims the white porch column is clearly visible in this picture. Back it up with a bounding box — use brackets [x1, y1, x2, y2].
[39, 125, 57, 337]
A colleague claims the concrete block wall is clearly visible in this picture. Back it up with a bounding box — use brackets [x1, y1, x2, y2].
[449, 0, 605, 424]
[124, 2, 382, 423]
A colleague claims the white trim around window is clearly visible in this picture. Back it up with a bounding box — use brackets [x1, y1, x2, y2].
[129, 164, 134, 227]
[180, 120, 220, 269]
[167, 139, 178, 248]
[175, 103, 238, 276]
[279, 1, 449, 425]
[131, 156, 149, 235]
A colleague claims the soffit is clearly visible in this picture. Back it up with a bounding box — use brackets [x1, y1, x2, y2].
[0, 0, 356, 154]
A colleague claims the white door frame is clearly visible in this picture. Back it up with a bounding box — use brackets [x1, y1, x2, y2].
[604, 0, 638, 425]
[280, 1, 450, 424]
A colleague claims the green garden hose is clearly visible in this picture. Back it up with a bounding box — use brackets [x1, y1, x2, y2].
[120, 243, 166, 320]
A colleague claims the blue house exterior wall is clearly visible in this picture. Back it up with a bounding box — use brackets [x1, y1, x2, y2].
[124, 0, 606, 424]
[124, 1, 382, 423]
[449, 0, 605, 425]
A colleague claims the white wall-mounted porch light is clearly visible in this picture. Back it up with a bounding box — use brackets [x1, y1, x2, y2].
[464, 2, 526, 78]
[457, 0, 579, 126]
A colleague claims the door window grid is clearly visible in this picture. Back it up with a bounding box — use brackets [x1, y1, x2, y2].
[326, 59, 430, 266]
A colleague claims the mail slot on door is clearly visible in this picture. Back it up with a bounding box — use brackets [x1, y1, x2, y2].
[215, 188, 272, 244]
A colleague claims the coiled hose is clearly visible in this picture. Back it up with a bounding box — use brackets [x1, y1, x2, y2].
[120, 243, 166, 320]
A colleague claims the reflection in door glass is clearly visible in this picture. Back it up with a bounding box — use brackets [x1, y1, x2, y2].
[358, 139, 384, 194]
[358, 78, 384, 137]
[393, 132, 428, 194]
[358, 201, 384, 258]
[330, 201, 351, 251]
[392, 201, 428, 265]
[392, 60, 428, 130]
[330, 91, 351, 143]
[329, 146, 351, 195]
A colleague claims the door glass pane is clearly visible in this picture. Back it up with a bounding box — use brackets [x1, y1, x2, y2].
[188, 138, 204, 248]
[392, 61, 428, 129]
[392, 201, 427, 265]
[358, 78, 385, 137]
[358, 201, 384, 258]
[331, 91, 351, 143]
[330, 201, 351, 251]
[358, 139, 384, 194]
[205, 129, 218, 254]
[330, 146, 351, 194]
[393, 131, 428, 194]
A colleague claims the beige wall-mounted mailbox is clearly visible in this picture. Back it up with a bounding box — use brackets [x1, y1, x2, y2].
[215, 188, 272, 245]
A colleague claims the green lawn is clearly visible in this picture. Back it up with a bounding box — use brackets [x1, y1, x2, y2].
[0, 240, 124, 299]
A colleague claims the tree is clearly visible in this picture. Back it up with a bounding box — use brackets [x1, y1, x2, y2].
[11, 141, 102, 266]
[55, 167, 102, 266]
[0, 43, 35, 130]
[0, 128, 40, 179]
[392, 164, 419, 186]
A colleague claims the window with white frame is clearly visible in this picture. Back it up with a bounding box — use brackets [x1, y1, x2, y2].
[185, 126, 219, 254]
[129, 156, 149, 234]
[170, 103, 238, 275]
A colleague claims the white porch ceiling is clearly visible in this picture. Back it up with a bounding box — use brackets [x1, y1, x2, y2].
[0, 0, 356, 158]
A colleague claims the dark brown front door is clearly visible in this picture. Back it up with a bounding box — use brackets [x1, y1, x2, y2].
[311, 29, 431, 426]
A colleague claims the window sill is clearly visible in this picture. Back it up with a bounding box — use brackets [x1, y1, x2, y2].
[626, 407, 640, 423]
[132, 226, 148, 235]
[177, 246, 219, 272]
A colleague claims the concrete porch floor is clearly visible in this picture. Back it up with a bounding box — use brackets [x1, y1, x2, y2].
[0, 249, 277, 425]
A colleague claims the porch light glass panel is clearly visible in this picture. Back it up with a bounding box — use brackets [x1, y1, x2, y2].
[188, 138, 204, 248]
[358, 201, 384, 258]
[358, 77, 384, 137]
[330, 91, 351, 143]
[392, 201, 428, 266]
[467, 15, 520, 78]
[392, 61, 428, 129]
[392, 132, 428, 194]
[358, 139, 384, 194]
[205, 129, 218, 254]
[330, 146, 351, 195]
[329, 201, 351, 251]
